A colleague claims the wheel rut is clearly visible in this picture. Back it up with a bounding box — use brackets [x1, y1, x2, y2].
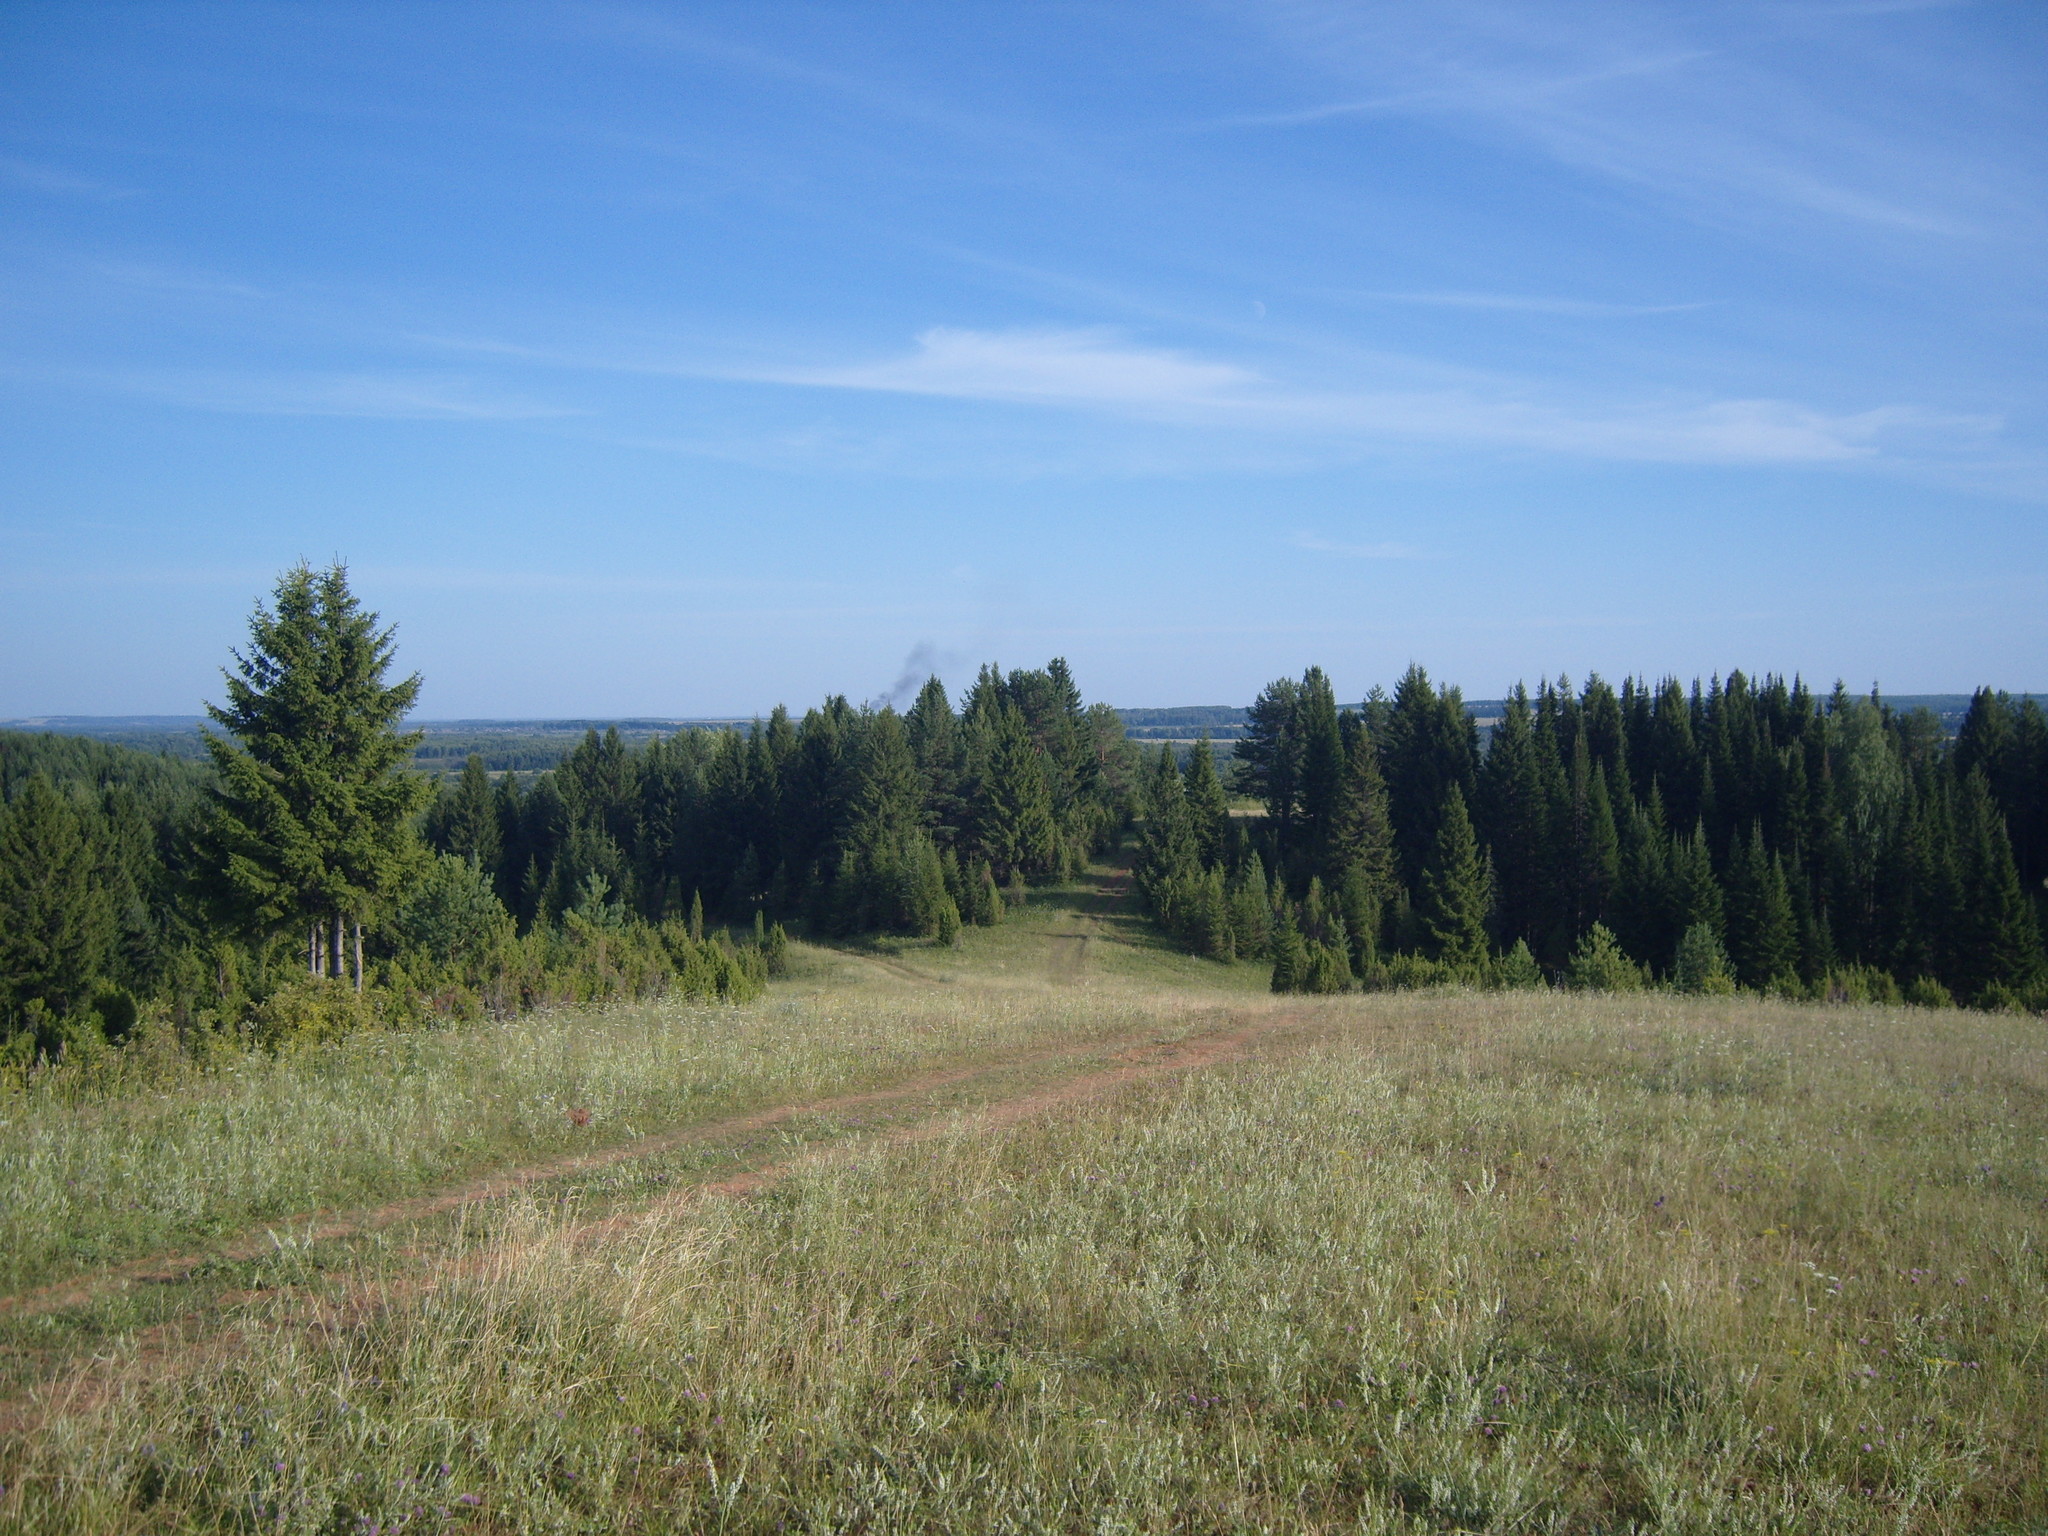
[0, 1003, 1317, 1437]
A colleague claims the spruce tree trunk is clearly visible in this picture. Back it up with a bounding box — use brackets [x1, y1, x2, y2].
[310, 923, 321, 977]
[352, 917, 363, 993]
[329, 914, 343, 979]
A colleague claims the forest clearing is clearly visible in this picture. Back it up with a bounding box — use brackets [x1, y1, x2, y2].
[2, 862, 2042, 1534]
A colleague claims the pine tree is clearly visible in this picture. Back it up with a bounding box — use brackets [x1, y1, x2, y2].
[1581, 675, 1629, 790]
[1417, 784, 1491, 969]
[1269, 904, 1308, 994]
[849, 708, 921, 846]
[973, 702, 1058, 882]
[1673, 922, 1736, 994]
[1236, 675, 1303, 844]
[976, 862, 1004, 925]
[1292, 667, 1345, 881]
[1670, 821, 1724, 940]
[1877, 781, 1955, 987]
[1329, 721, 1397, 905]
[1182, 737, 1232, 869]
[1647, 677, 1700, 831]
[1136, 745, 1198, 891]
[906, 675, 963, 837]
[1228, 851, 1273, 959]
[199, 563, 429, 988]
[1583, 761, 1621, 925]
[1567, 922, 1644, 992]
[1726, 826, 1798, 989]
[1478, 686, 1546, 952]
[490, 769, 525, 910]
[725, 845, 764, 916]
[1381, 664, 1478, 891]
[446, 754, 501, 870]
[1952, 771, 2045, 1002]
[1956, 689, 2048, 896]
[1610, 783, 1674, 974]
[0, 775, 116, 1032]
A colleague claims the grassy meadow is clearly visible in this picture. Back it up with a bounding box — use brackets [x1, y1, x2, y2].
[2, 872, 2045, 1532]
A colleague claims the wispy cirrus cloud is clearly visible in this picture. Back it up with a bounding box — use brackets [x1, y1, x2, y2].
[1290, 531, 1426, 559]
[27, 365, 577, 421]
[1346, 289, 1705, 318]
[774, 326, 1254, 410]
[1239, 1, 2040, 242]
[752, 325, 1994, 467]
[0, 154, 136, 200]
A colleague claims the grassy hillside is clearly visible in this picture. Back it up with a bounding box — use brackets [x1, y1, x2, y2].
[2, 865, 2043, 1532]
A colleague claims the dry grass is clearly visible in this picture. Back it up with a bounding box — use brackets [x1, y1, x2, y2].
[7, 988, 2043, 1532]
[0, 946, 1214, 1300]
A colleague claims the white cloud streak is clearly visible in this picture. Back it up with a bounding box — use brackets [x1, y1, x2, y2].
[0, 155, 136, 200]
[754, 325, 1993, 466]
[1238, 1, 2043, 243]
[35, 366, 578, 421]
[779, 326, 1254, 409]
[1290, 532, 1426, 559]
[1348, 290, 1706, 317]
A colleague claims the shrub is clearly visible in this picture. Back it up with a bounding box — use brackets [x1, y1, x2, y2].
[246, 977, 385, 1053]
[1975, 980, 2039, 1014]
[1672, 923, 1735, 995]
[1489, 939, 1546, 990]
[1567, 923, 1646, 992]
[1904, 975, 1955, 1009]
[1301, 939, 1352, 994]
[1372, 953, 1465, 990]
[1269, 923, 1308, 994]
[394, 853, 514, 976]
[1819, 964, 1902, 1006]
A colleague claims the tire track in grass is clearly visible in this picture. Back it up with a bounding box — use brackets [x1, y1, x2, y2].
[0, 1025, 1178, 1322]
[0, 1003, 1325, 1439]
[571, 1011, 1290, 1234]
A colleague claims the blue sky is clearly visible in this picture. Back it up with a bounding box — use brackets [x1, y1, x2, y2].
[2, 1, 2043, 716]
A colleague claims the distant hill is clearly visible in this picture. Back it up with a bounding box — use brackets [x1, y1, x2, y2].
[8, 693, 2036, 774]
[0, 714, 754, 774]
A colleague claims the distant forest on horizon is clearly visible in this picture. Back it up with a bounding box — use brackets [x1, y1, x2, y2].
[3, 690, 2034, 774]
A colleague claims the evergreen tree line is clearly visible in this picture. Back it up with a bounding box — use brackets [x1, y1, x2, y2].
[0, 733, 211, 1049]
[0, 567, 776, 1063]
[1136, 664, 2047, 1008]
[420, 662, 1139, 944]
[0, 563, 1141, 1062]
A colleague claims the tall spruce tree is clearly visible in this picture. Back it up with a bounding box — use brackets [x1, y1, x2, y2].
[444, 753, 501, 870]
[200, 563, 428, 987]
[1292, 666, 1345, 882]
[1952, 771, 2044, 1001]
[1136, 745, 1198, 890]
[1236, 675, 1303, 848]
[1381, 665, 1478, 891]
[1328, 722, 1397, 966]
[1479, 686, 1547, 952]
[972, 701, 1058, 881]
[1182, 737, 1232, 870]
[906, 675, 964, 838]
[1726, 825, 1799, 989]
[1417, 784, 1491, 969]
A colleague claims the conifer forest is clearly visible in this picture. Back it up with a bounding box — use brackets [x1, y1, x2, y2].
[1, 563, 2044, 1065]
